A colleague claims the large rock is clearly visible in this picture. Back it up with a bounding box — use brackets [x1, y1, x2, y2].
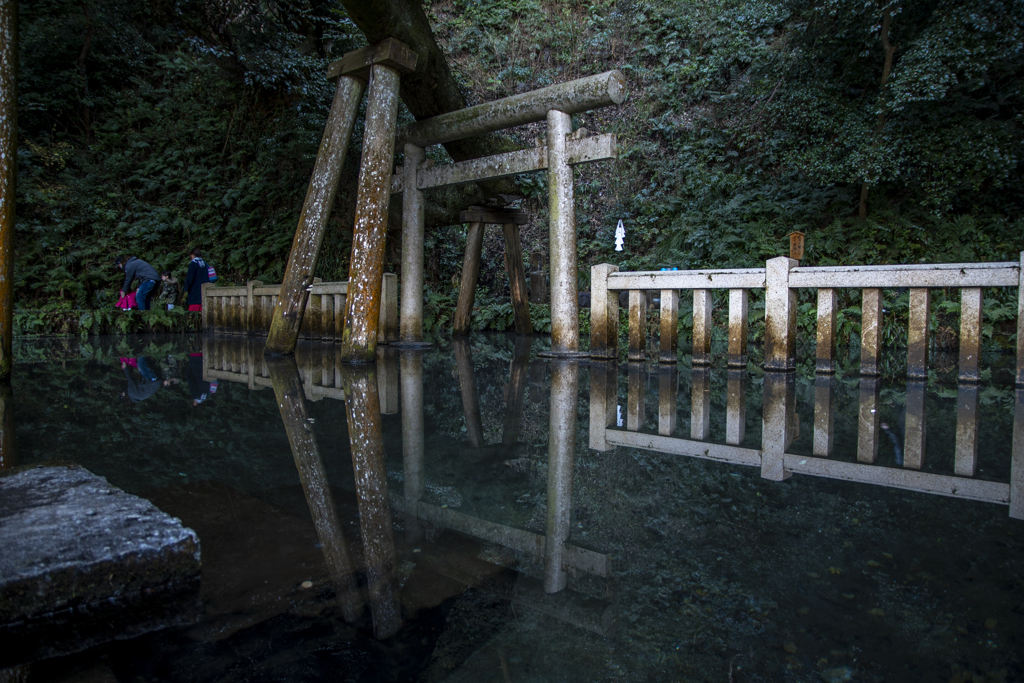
[0, 466, 200, 626]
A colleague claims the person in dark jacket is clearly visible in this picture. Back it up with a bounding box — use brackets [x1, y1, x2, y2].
[116, 255, 161, 310]
[184, 248, 211, 312]
[186, 353, 217, 407]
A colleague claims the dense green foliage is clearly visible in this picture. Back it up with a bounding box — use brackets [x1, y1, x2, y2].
[12, 0, 1024, 339]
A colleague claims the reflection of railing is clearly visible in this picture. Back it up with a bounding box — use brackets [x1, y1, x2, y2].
[200, 275, 398, 343]
[590, 362, 1024, 519]
[591, 254, 1024, 384]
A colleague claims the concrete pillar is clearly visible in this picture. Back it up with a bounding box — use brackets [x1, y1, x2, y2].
[399, 143, 427, 345]
[815, 288, 838, 374]
[589, 264, 619, 359]
[401, 350, 425, 538]
[860, 288, 883, 376]
[266, 75, 365, 354]
[545, 360, 578, 593]
[907, 288, 930, 379]
[340, 63, 403, 362]
[545, 109, 581, 355]
[692, 289, 712, 366]
[628, 290, 647, 362]
[764, 257, 796, 372]
[453, 221, 484, 336]
[659, 290, 679, 364]
[958, 287, 983, 383]
[727, 289, 748, 368]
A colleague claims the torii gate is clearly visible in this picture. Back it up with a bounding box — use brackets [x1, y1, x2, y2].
[265, 37, 627, 361]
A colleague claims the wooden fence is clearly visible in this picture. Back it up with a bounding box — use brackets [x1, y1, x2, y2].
[201, 274, 398, 343]
[590, 254, 1024, 385]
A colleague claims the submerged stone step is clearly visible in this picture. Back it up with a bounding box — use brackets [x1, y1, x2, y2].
[0, 466, 201, 638]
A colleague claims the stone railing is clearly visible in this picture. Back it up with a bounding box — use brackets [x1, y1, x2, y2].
[590, 254, 1024, 385]
[201, 274, 398, 343]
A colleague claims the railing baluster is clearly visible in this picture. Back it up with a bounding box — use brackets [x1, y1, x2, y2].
[815, 288, 838, 374]
[727, 288, 748, 368]
[588, 361, 617, 452]
[589, 264, 619, 359]
[658, 366, 678, 436]
[627, 361, 646, 431]
[959, 287, 983, 383]
[659, 289, 679, 364]
[907, 288, 931, 379]
[692, 289, 712, 366]
[860, 288, 883, 376]
[1011, 387, 1023, 519]
[628, 290, 647, 362]
[857, 377, 880, 463]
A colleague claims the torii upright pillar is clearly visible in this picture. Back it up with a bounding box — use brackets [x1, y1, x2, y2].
[266, 39, 416, 357]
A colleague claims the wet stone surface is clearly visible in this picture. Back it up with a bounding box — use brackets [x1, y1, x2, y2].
[0, 466, 200, 623]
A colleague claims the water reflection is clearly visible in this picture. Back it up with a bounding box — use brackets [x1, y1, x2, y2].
[0, 381, 14, 470]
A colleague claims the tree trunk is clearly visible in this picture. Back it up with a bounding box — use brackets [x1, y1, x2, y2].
[858, 7, 897, 219]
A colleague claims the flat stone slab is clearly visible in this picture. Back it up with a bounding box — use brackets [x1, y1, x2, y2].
[0, 466, 201, 624]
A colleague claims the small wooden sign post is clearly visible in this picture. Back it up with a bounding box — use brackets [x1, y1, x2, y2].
[787, 231, 805, 262]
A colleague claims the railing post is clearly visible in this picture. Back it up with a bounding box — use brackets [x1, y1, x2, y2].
[590, 264, 619, 359]
[626, 361, 646, 431]
[860, 288, 883, 376]
[658, 366, 678, 436]
[761, 372, 793, 481]
[815, 288, 837, 374]
[904, 380, 927, 469]
[959, 287, 983, 383]
[201, 282, 211, 332]
[727, 288, 748, 368]
[813, 375, 834, 456]
[857, 377, 881, 463]
[588, 361, 617, 452]
[907, 288, 930, 379]
[764, 257, 796, 372]
[955, 384, 980, 477]
[692, 289, 712, 366]
[690, 367, 711, 440]
[1017, 252, 1023, 388]
[659, 289, 679, 364]
[1011, 387, 1023, 519]
[628, 290, 647, 362]
[726, 369, 746, 445]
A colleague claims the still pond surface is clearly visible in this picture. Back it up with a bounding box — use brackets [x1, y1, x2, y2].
[4, 333, 1023, 682]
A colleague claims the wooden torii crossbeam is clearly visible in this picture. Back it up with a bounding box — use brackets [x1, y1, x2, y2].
[266, 34, 627, 361]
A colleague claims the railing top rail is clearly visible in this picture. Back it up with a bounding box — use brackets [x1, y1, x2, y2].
[607, 268, 766, 291]
[791, 261, 1020, 289]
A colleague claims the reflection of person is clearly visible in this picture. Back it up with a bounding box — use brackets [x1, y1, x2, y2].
[186, 353, 218, 407]
[184, 248, 210, 312]
[115, 255, 161, 311]
[120, 356, 167, 402]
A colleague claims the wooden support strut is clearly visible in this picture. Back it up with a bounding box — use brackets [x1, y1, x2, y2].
[340, 49, 412, 362]
[265, 72, 365, 355]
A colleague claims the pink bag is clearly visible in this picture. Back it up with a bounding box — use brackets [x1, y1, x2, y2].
[116, 292, 137, 310]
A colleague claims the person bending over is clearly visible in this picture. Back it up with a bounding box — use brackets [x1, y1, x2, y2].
[115, 255, 161, 311]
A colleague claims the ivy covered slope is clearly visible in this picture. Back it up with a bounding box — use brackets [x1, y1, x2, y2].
[13, 0, 1024, 336]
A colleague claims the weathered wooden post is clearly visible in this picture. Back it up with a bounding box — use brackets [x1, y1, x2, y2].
[545, 360, 578, 593]
[764, 256, 796, 372]
[453, 221, 484, 336]
[340, 41, 417, 363]
[265, 44, 377, 355]
[589, 264, 619, 359]
[265, 357, 363, 623]
[503, 220, 532, 335]
[399, 142, 427, 346]
[338, 363, 401, 639]
[0, 0, 16, 381]
[547, 109, 581, 355]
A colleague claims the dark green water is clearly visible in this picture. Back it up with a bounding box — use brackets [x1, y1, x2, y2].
[4, 333, 1022, 682]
